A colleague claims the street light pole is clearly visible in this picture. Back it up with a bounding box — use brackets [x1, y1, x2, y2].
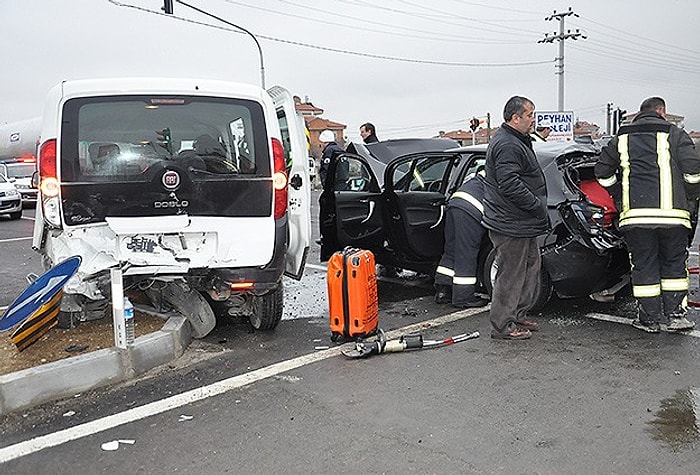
[163, 0, 266, 89]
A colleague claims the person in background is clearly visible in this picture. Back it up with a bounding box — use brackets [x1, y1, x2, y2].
[318, 129, 344, 188]
[360, 122, 379, 144]
[595, 96, 700, 333]
[531, 125, 551, 142]
[482, 96, 548, 340]
[434, 170, 490, 308]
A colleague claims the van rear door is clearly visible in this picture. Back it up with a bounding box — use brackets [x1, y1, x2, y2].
[268, 86, 311, 280]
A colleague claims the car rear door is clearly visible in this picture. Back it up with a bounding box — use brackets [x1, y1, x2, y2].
[268, 86, 311, 280]
[383, 152, 461, 261]
[319, 153, 383, 261]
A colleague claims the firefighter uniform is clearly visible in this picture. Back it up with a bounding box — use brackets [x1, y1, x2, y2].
[595, 106, 700, 330]
[434, 173, 488, 307]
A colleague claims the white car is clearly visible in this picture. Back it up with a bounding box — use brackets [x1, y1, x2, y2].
[32, 78, 311, 335]
[0, 173, 22, 219]
[0, 161, 38, 204]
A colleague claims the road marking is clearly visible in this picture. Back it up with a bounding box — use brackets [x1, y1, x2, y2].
[305, 263, 431, 287]
[0, 236, 32, 243]
[0, 306, 486, 463]
[585, 312, 700, 338]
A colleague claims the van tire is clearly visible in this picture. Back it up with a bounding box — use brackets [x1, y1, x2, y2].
[249, 285, 283, 330]
[482, 247, 552, 312]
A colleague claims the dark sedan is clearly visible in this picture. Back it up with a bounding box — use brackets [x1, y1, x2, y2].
[320, 139, 630, 309]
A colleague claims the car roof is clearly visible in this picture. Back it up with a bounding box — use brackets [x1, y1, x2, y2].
[349, 137, 460, 165]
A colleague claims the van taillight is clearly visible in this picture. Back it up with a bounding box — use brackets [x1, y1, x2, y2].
[272, 138, 288, 219]
[39, 139, 61, 227]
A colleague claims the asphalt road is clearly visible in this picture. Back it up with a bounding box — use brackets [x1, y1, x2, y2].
[2, 192, 700, 473]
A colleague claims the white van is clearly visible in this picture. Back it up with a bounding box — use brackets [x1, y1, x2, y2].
[32, 78, 310, 337]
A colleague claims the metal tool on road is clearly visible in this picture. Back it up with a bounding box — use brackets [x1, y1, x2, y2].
[341, 328, 480, 359]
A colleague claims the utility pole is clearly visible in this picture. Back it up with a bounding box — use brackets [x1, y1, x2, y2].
[163, 0, 266, 89]
[606, 102, 613, 135]
[538, 7, 586, 111]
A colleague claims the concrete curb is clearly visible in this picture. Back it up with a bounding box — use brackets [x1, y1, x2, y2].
[0, 315, 192, 417]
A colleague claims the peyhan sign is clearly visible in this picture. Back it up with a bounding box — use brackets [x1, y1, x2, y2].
[536, 111, 574, 142]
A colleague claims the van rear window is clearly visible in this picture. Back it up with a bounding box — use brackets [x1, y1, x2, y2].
[59, 95, 270, 182]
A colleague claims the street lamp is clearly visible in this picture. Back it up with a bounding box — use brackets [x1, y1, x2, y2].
[163, 0, 266, 89]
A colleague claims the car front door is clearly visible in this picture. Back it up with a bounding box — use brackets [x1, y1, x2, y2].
[319, 153, 383, 261]
[383, 152, 461, 262]
[268, 86, 311, 280]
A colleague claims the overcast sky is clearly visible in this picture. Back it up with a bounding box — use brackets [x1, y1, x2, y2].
[2, 0, 698, 141]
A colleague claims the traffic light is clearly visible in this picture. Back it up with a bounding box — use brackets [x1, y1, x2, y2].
[618, 109, 627, 126]
[469, 117, 480, 132]
[162, 0, 174, 14]
[156, 128, 172, 154]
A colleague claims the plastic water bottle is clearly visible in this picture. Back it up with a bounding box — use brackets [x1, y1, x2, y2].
[124, 296, 135, 344]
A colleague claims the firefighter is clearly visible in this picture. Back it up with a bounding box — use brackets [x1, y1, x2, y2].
[595, 97, 700, 333]
[434, 169, 490, 308]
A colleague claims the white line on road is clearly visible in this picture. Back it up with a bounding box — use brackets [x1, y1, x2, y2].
[0, 236, 32, 243]
[0, 306, 485, 464]
[305, 263, 431, 287]
[585, 312, 700, 338]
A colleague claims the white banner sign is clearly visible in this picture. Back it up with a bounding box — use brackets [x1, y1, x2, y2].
[536, 111, 574, 142]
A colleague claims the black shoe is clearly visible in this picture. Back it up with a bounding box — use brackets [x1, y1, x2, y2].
[631, 319, 660, 333]
[435, 287, 452, 304]
[453, 297, 490, 308]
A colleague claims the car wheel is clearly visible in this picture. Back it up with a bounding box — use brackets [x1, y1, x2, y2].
[482, 247, 552, 311]
[9, 210, 22, 220]
[249, 285, 283, 330]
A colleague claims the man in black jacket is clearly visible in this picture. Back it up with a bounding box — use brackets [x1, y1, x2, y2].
[360, 122, 379, 144]
[595, 97, 700, 333]
[483, 96, 548, 340]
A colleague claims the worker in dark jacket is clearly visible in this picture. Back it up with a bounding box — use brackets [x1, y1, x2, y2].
[434, 171, 490, 308]
[483, 96, 548, 340]
[318, 129, 345, 188]
[595, 97, 700, 333]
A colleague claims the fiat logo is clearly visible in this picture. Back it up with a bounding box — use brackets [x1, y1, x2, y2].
[162, 170, 180, 190]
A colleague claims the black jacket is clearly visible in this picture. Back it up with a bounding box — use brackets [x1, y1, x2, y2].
[449, 173, 485, 222]
[319, 142, 345, 187]
[595, 111, 700, 229]
[482, 124, 549, 237]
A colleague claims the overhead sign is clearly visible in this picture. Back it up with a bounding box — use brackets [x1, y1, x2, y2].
[536, 111, 574, 142]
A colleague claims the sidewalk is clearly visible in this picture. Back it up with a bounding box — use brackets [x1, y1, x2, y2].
[0, 309, 191, 417]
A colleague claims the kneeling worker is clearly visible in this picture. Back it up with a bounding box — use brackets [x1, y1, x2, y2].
[434, 170, 490, 308]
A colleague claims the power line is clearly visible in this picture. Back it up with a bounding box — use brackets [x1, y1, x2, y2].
[108, 0, 553, 68]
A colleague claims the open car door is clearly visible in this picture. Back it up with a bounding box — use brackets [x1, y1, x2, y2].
[319, 153, 384, 261]
[382, 152, 462, 264]
[267, 86, 311, 280]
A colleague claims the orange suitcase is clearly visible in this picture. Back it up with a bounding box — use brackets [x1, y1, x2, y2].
[327, 247, 379, 341]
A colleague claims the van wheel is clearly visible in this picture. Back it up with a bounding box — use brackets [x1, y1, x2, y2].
[250, 286, 283, 330]
[482, 247, 552, 311]
[145, 280, 216, 338]
[9, 210, 22, 220]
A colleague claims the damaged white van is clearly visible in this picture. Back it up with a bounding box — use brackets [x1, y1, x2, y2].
[32, 78, 310, 337]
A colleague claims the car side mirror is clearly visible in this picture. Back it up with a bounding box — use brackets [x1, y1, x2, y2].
[31, 171, 40, 188]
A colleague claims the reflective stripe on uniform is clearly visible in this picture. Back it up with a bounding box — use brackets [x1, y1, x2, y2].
[436, 265, 454, 277]
[633, 283, 661, 298]
[619, 207, 691, 228]
[597, 175, 617, 187]
[684, 172, 700, 184]
[661, 278, 689, 291]
[656, 132, 673, 209]
[619, 135, 631, 212]
[451, 191, 484, 214]
[453, 276, 477, 286]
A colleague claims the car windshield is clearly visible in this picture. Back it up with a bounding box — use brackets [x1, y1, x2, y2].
[59, 95, 269, 182]
[1, 163, 36, 178]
